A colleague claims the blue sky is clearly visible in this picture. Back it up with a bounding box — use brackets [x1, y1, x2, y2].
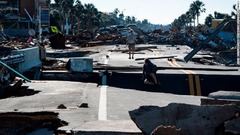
[51, 0, 238, 25]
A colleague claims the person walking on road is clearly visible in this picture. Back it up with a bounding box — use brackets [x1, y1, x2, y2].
[126, 29, 137, 59]
[142, 58, 160, 86]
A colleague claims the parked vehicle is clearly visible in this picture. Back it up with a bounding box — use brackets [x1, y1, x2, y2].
[98, 27, 111, 34]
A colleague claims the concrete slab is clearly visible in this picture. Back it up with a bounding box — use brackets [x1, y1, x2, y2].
[3, 44, 237, 134]
[85, 44, 240, 96]
[71, 120, 142, 134]
[88, 44, 240, 75]
[208, 91, 240, 100]
[70, 57, 93, 72]
[0, 80, 204, 134]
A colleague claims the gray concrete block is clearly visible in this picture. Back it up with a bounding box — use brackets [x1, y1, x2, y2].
[12, 47, 42, 73]
[208, 91, 240, 100]
[70, 57, 93, 72]
[72, 120, 142, 135]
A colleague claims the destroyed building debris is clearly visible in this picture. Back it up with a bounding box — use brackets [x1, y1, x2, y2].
[0, 1, 239, 133]
[0, 112, 68, 134]
[51, 19, 237, 66]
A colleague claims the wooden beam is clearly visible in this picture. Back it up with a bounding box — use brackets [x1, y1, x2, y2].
[93, 65, 238, 72]
[135, 55, 177, 61]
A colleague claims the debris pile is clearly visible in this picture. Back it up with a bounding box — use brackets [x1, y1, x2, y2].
[60, 20, 238, 65]
[0, 112, 68, 134]
[129, 101, 240, 135]
[0, 31, 42, 50]
[0, 32, 40, 97]
[42, 58, 67, 70]
[49, 33, 66, 49]
[0, 19, 238, 73]
[0, 31, 11, 41]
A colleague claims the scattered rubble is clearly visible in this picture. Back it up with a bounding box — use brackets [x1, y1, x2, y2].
[78, 103, 89, 108]
[0, 112, 68, 134]
[1, 19, 238, 68]
[57, 104, 67, 109]
[151, 125, 188, 135]
[62, 20, 237, 65]
[42, 58, 67, 70]
[49, 33, 66, 49]
[0, 33, 41, 98]
[201, 98, 240, 106]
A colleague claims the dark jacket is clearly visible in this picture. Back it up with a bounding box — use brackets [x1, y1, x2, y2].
[143, 62, 157, 78]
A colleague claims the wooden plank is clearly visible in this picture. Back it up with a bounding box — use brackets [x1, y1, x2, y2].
[93, 65, 238, 71]
[135, 55, 177, 61]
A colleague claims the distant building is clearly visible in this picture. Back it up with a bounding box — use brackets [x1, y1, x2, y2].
[0, 0, 50, 37]
[211, 19, 224, 29]
[211, 19, 236, 33]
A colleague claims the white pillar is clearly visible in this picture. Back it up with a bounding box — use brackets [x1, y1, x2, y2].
[237, 1, 240, 65]
[39, 6, 42, 42]
[65, 14, 69, 36]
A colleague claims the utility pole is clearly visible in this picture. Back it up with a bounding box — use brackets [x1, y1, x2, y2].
[237, 1, 240, 65]
[38, 6, 42, 42]
[65, 13, 69, 36]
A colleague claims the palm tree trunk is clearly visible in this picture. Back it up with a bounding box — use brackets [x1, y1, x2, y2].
[194, 17, 196, 27]
[87, 17, 91, 30]
[77, 20, 80, 35]
[197, 15, 199, 26]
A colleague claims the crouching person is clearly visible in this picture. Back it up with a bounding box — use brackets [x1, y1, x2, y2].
[142, 58, 160, 86]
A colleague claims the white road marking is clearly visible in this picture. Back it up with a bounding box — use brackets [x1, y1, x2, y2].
[98, 51, 112, 120]
[98, 86, 108, 120]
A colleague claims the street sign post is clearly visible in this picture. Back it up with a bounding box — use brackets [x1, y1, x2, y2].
[237, 1, 240, 65]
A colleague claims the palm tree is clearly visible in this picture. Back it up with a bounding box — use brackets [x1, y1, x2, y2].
[62, 0, 74, 33]
[61, 0, 74, 15]
[185, 11, 192, 26]
[172, 19, 181, 28]
[131, 16, 136, 24]
[83, 3, 101, 30]
[231, 4, 237, 19]
[119, 13, 124, 20]
[214, 11, 231, 19]
[142, 19, 148, 25]
[125, 16, 131, 24]
[204, 14, 214, 27]
[50, 0, 63, 29]
[179, 14, 187, 27]
[190, 0, 206, 25]
[52, 0, 74, 32]
[54, 0, 61, 5]
[72, 0, 84, 35]
[50, 9, 61, 28]
[188, 7, 196, 26]
[7, 0, 19, 6]
[113, 8, 119, 18]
